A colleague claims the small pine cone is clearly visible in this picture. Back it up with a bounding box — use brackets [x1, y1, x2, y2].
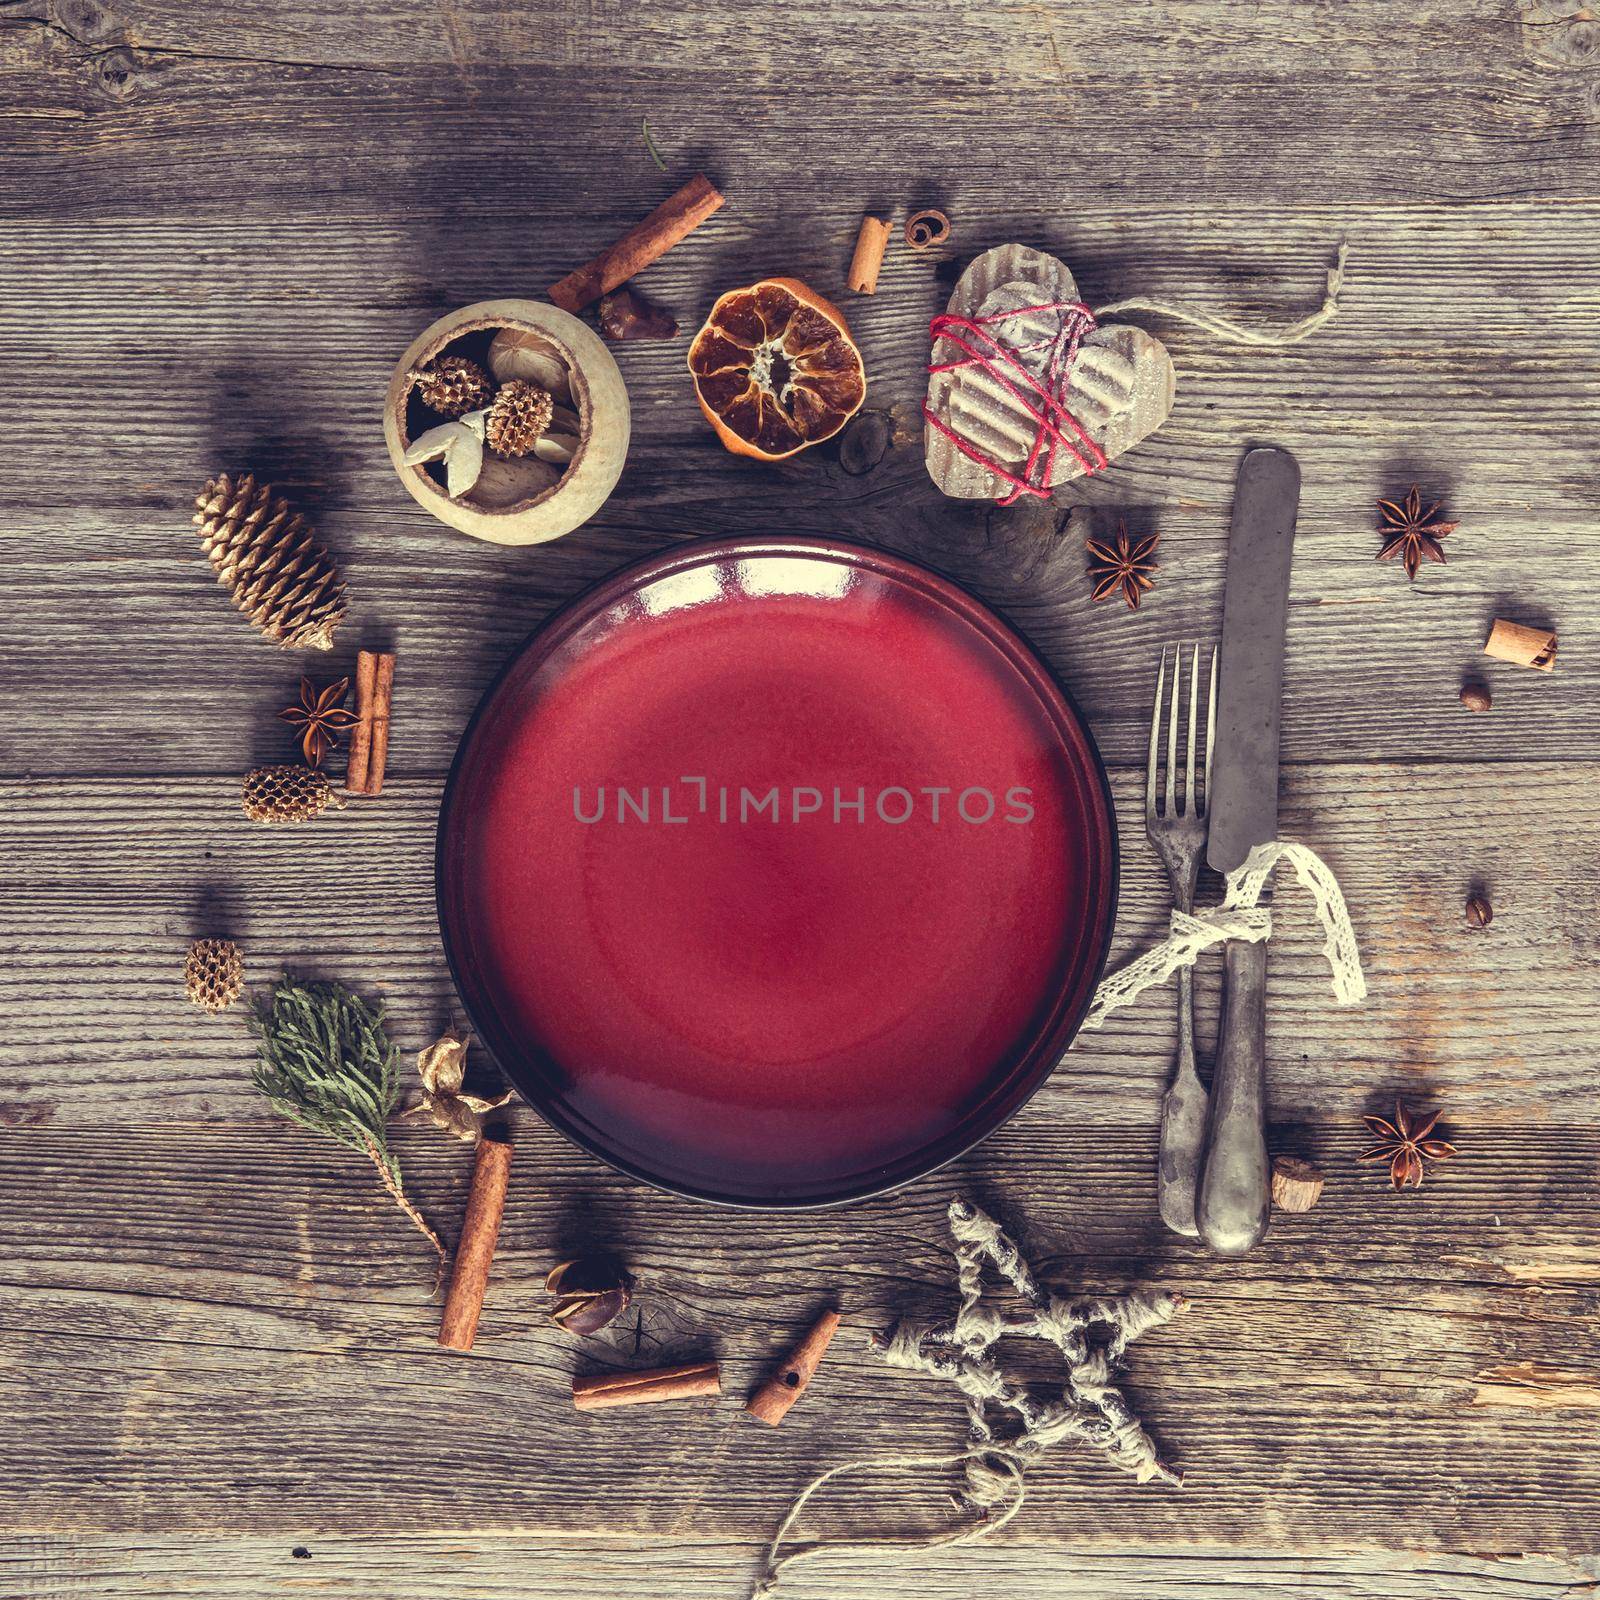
[412, 355, 493, 418]
[185, 937, 244, 1013]
[486, 379, 555, 458]
[241, 763, 337, 824]
[194, 473, 348, 651]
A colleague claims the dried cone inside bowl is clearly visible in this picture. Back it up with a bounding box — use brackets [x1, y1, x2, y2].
[412, 355, 493, 418]
[688, 278, 866, 460]
[486, 379, 556, 458]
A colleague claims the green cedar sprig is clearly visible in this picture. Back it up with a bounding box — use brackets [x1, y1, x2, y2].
[250, 976, 442, 1257]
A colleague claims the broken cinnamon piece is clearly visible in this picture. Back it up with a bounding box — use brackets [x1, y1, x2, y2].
[847, 216, 892, 295]
[549, 175, 724, 313]
[1484, 617, 1557, 671]
[437, 1137, 513, 1352]
[904, 209, 951, 251]
[745, 1309, 841, 1426]
[572, 1359, 721, 1411]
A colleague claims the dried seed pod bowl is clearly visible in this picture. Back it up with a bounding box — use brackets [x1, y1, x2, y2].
[384, 298, 630, 546]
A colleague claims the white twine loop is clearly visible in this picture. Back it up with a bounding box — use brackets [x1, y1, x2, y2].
[1083, 839, 1366, 1032]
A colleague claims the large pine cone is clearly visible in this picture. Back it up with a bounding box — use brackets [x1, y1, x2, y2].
[412, 355, 493, 418]
[486, 380, 555, 458]
[185, 937, 244, 1012]
[241, 764, 337, 824]
[194, 473, 348, 651]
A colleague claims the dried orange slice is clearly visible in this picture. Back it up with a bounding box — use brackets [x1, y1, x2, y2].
[688, 278, 867, 460]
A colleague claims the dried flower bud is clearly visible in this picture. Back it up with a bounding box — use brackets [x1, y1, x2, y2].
[546, 1254, 634, 1336]
[598, 288, 679, 341]
[1459, 684, 1492, 713]
[1465, 893, 1493, 928]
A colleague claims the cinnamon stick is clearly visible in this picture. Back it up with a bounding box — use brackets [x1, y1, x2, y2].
[345, 650, 396, 795]
[549, 175, 724, 313]
[438, 1137, 513, 1352]
[745, 1309, 840, 1426]
[847, 216, 892, 295]
[1485, 617, 1557, 672]
[344, 649, 377, 793]
[573, 1359, 721, 1412]
[365, 653, 395, 793]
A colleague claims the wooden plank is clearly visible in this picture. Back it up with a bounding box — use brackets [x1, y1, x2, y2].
[7, 1533, 1599, 1600]
[0, 203, 1597, 770]
[2, 759, 1595, 1125]
[3, 1119, 1599, 1547]
[7, 0, 1581, 76]
[0, 11, 1593, 215]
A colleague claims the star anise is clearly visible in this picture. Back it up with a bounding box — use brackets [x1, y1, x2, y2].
[1086, 522, 1159, 611]
[1359, 1100, 1457, 1190]
[1376, 486, 1457, 580]
[278, 676, 357, 768]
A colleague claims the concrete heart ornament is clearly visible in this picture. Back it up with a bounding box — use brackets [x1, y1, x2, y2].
[923, 244, 1175, 502]
[923, 241, 1349, 504]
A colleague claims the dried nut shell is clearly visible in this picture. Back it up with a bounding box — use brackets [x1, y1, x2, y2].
[467, 452, 563, 510]
[546, 1255, 634, 1337]
[404, 419, 484, 498]
[488, 325, 573, 402]
[534, 431, 580, 466]
[598, 287, 679, 341]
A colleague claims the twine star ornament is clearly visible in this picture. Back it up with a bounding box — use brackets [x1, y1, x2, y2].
[750, 1200, 1188, 1600]
[872, 1199, 1187, 1499]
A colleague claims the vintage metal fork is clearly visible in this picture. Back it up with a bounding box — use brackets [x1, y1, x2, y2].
[1146, 642, 1217, 1238]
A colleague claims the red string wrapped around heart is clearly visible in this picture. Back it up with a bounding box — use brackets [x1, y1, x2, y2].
[923, 296, 1108, 502]
[924, 245, 1174, 501]
[923, 242, 1348, 503]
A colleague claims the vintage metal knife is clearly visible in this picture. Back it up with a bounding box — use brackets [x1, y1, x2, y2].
[1196, 446, 1300, 1257]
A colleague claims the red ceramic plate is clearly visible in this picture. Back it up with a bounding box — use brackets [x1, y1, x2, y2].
[437, 537, 1116, 1207]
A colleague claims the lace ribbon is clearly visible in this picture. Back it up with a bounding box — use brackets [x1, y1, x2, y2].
[1082, 839, 1366, 1032]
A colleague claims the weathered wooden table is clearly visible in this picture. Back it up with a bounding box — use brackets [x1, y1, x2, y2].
[5, 2, 1600, 1595]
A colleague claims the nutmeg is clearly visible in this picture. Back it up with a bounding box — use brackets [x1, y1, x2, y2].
[1459, 683, 1492, 713]
[1269, 1155, 1324, 1214]
[546, 1254, 634, 1336]
[1465, 893, 1493, 929]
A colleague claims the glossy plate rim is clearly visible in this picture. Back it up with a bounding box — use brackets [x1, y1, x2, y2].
[434, 534, 1119, 1210]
